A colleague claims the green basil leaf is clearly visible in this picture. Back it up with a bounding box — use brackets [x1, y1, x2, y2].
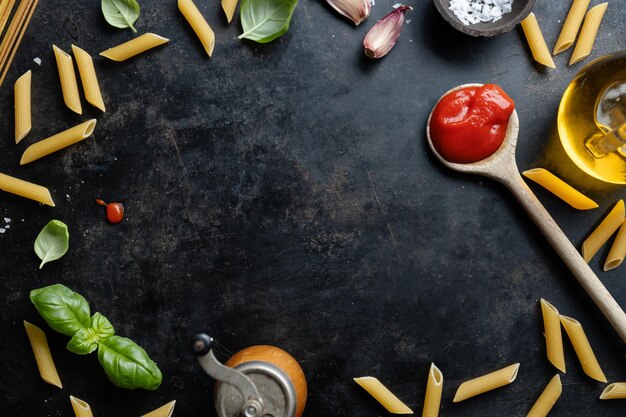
[30, 284, 91, 336]
[102, 0, 140, 33]
[91, 312, 115, 340]
[34, 220, 69, 269]
[97, 336, 162, 390]
[67, 328, 98, 354]
[238, 0, 299, 43]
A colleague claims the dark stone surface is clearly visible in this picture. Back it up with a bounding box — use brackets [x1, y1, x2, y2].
[1, 1, 625, 416]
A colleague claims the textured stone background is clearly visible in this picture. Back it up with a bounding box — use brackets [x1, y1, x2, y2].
[1, 1, 625, 416]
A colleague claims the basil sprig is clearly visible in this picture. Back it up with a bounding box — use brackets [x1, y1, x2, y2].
[30, 284, 162, 390]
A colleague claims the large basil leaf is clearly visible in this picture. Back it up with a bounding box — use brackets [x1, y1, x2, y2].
[34, 220, 69, 269]
[102, 0, 140, 32]
[66, 313, 115, 355]
[238, 0, 299, 43]
[97, 336, 162, 390]
[30, 284, 91, 336]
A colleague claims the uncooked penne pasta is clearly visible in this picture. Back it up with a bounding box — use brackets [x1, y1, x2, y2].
[540, 299, 566, 373]
[0, 172, 54, 206]
[520, 13, 555, 69]
[421, 363, 443, 417]
[353, 377, 413, 414]
[20, 119, 97, 165]
[569, 3, 608, 66]
[221, 0, 237, 23]
[560, 315, 607, 382]
[100, 33, 169, 62]
[453, 363, 520, 402]
[600, 382, 626, 400]
[141, 400, 177, 417]
[523, 168, 597, 210]
[53, 44, 81, 114]
[604, 220, 626, 271]
[14, 69, 31, 143]
[72, 45, 105, 112]
[24, 320, 62, 388]
[179, 0, 215, 57]
[526, 374, 562, 417]
[70, 396, 94, 417]
[582, 200, 624, 262]
[553, 0, 591, 55]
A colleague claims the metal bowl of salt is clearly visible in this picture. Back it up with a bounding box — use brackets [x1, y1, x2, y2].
[432, 0, 536, 37]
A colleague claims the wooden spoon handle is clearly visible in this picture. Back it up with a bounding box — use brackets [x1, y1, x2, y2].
[504, 171, 626, 343]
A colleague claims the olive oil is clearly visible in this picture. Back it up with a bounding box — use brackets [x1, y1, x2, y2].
[558, 51, 626, 184]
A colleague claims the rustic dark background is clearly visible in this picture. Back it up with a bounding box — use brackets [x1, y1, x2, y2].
[1, 0, 625, 416]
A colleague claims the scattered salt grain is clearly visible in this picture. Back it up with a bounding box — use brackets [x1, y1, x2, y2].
[406, 19, 412, 24]
[448, 0, 514, 26]
[0, 228, 5, 234]
[4, 217, 10, 223]
[33, 57, 41, 65]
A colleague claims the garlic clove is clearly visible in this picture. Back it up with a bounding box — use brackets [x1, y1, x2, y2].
[326, 0, 371, 26]
[363, 5, 412, 59]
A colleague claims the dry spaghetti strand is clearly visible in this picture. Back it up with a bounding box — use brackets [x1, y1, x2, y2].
[0, 0, 38, 89]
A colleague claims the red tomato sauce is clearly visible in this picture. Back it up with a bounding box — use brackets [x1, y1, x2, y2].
[429, 84, 515, 163]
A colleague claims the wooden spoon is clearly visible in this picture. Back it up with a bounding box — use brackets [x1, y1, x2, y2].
[426, 84, 626, 343]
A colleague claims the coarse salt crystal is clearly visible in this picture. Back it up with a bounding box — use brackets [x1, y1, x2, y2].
[0, 228, 5, 233]
[33, 57, 41, 65]
[449, 0, 514, 26]
[3, 217, 10, 222]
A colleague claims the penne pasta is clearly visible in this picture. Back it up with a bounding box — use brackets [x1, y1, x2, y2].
[221, 0, 238, 23]
[421, 363, 443, 417]
[53, 44, 81, 114]
[70, 396, 94, 417]
[540, 299, 566, 373]
[0, 172, 54, 206]
[178, 0, 215, 57]
[100, 33, 169, 62]
[553, 0, 591, 55]
[520, 13, 555, 69]
[353, 377, 413, 414]
[569, 3, 608, 66]
[141, 400, 177, 417]
[600, 382, 626, 400]
[526, 374, 562, 417]
[453, 363, 520, 403]
[24, 320, 62, 388]
[14, 69, 31, 143]
[560, 315, 607, 382]
[20, 119, 97, 165]
[72, 45, 105, 112]
[582, 200, 624, 262]
[604, 220, 626, 271]
[523, 168, 598, 210]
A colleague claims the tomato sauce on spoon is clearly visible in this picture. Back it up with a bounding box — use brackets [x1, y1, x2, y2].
[429, 84, 515, 163]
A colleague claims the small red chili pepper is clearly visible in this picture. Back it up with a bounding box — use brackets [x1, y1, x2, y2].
[96, 198, 125, 224]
